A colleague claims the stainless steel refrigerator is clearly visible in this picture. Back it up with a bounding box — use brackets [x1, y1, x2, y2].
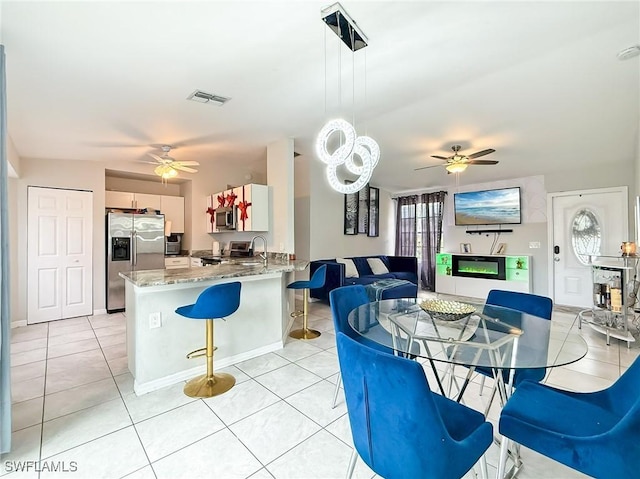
[106, 213, 165, 313]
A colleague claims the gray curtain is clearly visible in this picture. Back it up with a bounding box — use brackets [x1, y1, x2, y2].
[0, 45, 11, 454]
[419, 191, 446, 291]
[395, 195, 418, 256]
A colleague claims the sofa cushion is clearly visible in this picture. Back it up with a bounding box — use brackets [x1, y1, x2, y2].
[337, 258, 359, 278]
[367, 257, 390, 275]
[350, 257, 373, 276]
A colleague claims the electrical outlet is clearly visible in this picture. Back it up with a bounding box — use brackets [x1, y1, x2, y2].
[529, 241, 541, 249]
[149, 312, 162, 329]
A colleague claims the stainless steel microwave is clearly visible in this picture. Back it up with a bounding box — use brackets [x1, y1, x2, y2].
[215, 206, 236, 230]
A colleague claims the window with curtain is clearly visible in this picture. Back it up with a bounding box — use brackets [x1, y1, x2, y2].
[395, 191, 446, 291]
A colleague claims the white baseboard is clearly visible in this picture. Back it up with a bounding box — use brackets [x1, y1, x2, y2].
[11, 320, 27, 329]
[93, 309, 107, 316]
[133, 340, 284, 396]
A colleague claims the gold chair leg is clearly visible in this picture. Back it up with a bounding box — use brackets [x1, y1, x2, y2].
[184, 319, 235, 398]
[289, 289, 321, 340]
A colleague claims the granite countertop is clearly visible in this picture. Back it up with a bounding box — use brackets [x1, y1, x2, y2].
[120, 259, 309, 287]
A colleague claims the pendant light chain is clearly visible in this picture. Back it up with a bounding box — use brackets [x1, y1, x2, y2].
[350, 24, 356, 130]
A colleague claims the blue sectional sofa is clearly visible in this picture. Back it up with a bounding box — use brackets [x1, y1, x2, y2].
[309, 255, 418, 302]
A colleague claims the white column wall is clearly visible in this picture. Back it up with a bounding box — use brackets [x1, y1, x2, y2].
[267, 138, 295, 254]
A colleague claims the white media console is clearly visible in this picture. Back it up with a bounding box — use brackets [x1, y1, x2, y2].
[435, 253, 532, 299]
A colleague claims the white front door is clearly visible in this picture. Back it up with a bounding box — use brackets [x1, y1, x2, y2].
[28, 187, 93, 323]
[549, 187, 628, 308]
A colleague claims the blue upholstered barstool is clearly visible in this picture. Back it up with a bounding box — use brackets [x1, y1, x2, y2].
[288, 265, 327, 340]
[175, 282, 241, 398]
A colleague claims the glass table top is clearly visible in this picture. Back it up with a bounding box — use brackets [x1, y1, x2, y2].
[347, 298, 588, 370]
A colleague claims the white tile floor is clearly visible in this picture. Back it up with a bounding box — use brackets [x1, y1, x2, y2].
[3, 297, 639, 479]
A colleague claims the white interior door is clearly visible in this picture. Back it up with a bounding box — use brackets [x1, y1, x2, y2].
[550, 187, 628, 308]
[28, 187, 93, 323]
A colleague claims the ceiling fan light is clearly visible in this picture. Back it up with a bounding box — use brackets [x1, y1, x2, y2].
[446, 163, 468, 174]
[162, 168, 178, 179]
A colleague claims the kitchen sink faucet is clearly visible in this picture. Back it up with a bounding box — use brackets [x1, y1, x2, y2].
[250, 235, 268, 266]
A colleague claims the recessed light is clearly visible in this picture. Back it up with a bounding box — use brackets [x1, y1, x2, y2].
[617, 45, 640, 61]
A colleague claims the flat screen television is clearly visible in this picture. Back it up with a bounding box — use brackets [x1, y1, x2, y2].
[454, 187, 521, 226]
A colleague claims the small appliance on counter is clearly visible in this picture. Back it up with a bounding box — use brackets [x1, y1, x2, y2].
[229, 240, 252, 258]
[165, 233, 182, 255]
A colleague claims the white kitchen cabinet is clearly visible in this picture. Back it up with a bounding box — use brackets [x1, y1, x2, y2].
[190, 257, 203, 267]
[105, 191, 135, 209]
[105, 191, 163, 211]
[165, 256, 189, 269]
[161, 195, 185, 233]
[236, 184, 269, 232]
[135, 193, 162, 211]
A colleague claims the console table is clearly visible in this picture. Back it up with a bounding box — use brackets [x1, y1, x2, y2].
[435, 253, 532, 299]
[578, 255, 638, 346]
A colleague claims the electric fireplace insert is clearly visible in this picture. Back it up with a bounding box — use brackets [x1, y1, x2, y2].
[452, 255, 506, 281]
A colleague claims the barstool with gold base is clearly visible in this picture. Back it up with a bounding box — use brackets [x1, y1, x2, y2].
[288, 265, 327, 340]
[175, 281, 241, 398]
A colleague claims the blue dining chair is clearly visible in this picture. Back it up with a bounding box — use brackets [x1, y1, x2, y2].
[498, 355, 640, 479]
[469, 290, 553, 409]
[288, 264, 327, 340]
[336, 331, 493, 479]
[329, 285, 421, 408]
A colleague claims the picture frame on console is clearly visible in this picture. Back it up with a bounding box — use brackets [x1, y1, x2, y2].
[496, 243, 507, 254]
[461, 243, 472, 254]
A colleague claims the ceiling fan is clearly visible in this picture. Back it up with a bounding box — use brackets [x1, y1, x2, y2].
[147, 145, 200, 180]
[415, 145, 498, 173]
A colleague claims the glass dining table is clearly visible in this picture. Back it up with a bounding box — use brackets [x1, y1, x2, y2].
[347, 298, 588, 402]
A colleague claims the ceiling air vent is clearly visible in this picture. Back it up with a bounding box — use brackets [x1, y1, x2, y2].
[187, 90, 231, 106]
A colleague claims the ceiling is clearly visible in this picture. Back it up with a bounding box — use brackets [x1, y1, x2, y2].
[2, 1, 639, 193]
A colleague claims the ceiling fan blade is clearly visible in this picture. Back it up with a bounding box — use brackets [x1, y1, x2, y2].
[468, 160, 499, 165]
[174, 161, 200, 166]
[415, 164, 447, 171]
[148, 153, 164, 163]
[430, 155, 449, 160]
[467, 148, 495, 159]
[172, 165, 198, 173]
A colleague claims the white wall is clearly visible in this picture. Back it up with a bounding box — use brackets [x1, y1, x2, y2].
[7, 135, 19, 178]
[439, 166, 636, 297]
[11, 157, 106, 323]
[308, 155, 394, 260]
[267, 138, 294, 254]
[8, 155, 268, 324]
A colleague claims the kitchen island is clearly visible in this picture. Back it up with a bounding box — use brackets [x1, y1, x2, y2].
[120, 259, 309, 395]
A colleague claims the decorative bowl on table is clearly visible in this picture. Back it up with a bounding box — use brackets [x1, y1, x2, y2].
[419, 299, 476, 321]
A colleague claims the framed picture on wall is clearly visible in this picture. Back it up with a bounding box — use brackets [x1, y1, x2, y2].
[344, 187, 358, 235]
[367, 186, 380, 237]
[357, 186, 370, 234]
